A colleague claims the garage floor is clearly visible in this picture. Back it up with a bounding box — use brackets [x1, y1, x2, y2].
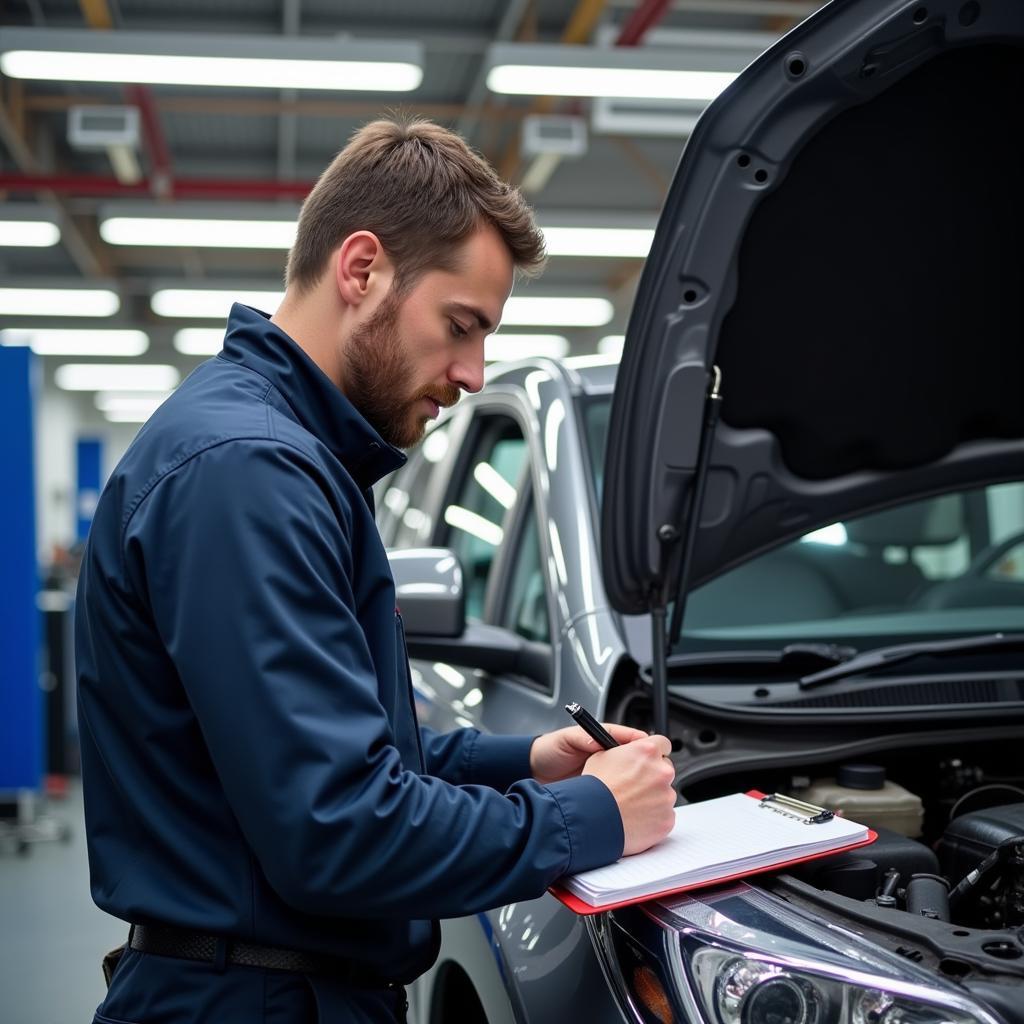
[0, 782, 125, 1023]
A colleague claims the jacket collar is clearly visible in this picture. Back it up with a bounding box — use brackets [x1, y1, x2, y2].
[219, 303, 407, 488]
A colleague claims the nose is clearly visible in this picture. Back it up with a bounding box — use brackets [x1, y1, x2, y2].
[449, 336, 485, 395]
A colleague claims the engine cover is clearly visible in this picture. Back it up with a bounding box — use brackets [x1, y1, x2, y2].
[939, 803, 1024, 883]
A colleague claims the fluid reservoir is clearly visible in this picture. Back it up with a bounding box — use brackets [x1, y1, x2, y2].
[794, 764, 924, 837]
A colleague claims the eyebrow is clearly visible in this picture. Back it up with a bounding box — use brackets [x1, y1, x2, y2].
[447, 301, 494, 332]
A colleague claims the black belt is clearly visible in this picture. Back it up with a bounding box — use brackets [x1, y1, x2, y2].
[128, 923, 400, 988]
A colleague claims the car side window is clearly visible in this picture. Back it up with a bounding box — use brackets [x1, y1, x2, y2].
[380, 423, 452, 549]
[501, 496, 550, 644]
[442, 416, 527, 622]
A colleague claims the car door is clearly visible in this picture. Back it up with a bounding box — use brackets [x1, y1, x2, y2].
[391, 398, 561, 740]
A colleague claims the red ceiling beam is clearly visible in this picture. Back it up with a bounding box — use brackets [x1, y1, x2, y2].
[615, 0, 672, 45]
[124, 84, 175, 197]
[0, 172, 315, 201]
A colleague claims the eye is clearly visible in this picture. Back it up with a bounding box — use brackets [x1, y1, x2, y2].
[449, 319, 469, 338]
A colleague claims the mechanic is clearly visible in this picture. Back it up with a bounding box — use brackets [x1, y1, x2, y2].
[76, 117, 677, 1024]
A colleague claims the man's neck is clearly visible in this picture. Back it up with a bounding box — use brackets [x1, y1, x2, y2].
[271, 290, 344, 390]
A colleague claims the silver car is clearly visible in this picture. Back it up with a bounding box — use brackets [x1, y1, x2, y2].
[379, 1, 1024, 1021]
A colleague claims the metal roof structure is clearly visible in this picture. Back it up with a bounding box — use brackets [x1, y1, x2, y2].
[1, 0, 824, 386]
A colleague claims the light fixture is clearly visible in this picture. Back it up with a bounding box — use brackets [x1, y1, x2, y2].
[0, 219, 60, 247]
[0, 287, 120, 317]
[585, 24, 773, 137]
[109, 219, 651, 257]
[484, 334, 570, 361]
[102, 206, 650, 258]
[598, 334, 626, 356]
[173, 328, 225, 355]
[485, 43, 739, 101]
[151, 288, 283, 319]
[0, 328, 148, 356]
[0, 28, 424, 92]
[55, 363, 180, 391]
[542, 226, 653, 259]
[102, 217, 297, 249]
[502, 297, 612, 327]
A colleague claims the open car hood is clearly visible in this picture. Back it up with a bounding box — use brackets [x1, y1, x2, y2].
[601, 0, 1024, 616]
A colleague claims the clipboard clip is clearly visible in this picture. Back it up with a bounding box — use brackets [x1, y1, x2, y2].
[759, 793, 835, 825]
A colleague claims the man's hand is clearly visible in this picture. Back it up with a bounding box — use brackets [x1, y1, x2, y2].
[583, 736, 677, 856]
[529, 723, 649, 784]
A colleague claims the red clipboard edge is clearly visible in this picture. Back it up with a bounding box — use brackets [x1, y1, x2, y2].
[549, 790, 878, 916]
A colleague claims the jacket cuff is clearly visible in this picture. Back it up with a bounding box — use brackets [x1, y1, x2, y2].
[545, 775, 624, 876]
[467, 733, 535, 790]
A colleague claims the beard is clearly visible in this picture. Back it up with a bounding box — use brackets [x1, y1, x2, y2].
[343, 290, 460, 450]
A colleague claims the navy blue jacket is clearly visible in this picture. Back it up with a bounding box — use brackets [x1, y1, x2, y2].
[76, 304, 621, 1016]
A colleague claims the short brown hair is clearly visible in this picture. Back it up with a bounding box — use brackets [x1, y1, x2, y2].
[286, 116, 546, 293]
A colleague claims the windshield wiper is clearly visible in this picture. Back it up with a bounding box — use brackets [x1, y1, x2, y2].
[799, 632, 1024, 689]
[665, 642, 858, 674]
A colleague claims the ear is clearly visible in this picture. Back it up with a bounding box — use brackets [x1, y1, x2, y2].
[333, 231, 393, 308]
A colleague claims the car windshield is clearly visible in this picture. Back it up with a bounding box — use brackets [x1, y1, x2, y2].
[581, 394, 1024, 644]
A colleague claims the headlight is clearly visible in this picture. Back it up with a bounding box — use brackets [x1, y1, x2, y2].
[586, 886, 1002, 1024]
[692, 949, 986, 1024]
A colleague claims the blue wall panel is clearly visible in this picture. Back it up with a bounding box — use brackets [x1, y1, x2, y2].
[76, 438, 102, 541]
[0, 345, 41, 791]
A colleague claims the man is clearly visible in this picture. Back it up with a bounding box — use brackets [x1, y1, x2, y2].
[76, 117, 677, 1024]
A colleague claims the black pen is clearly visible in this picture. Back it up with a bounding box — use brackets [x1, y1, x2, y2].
[565, 702, 620, 750]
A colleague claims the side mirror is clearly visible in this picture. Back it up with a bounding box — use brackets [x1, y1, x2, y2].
[387, 547, 465, 638]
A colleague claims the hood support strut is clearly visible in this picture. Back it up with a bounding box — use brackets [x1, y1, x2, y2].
[649, 365, 723, 737]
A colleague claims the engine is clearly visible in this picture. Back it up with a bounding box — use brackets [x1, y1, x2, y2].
[765, 763, 1024, 1019]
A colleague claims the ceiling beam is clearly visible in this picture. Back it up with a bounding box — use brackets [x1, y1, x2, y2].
[78, 0, 115, 29]
[21, 94, 530, 123]
[124, 84, 174, 197]
[0, 171, 314, 201]
[277, 0, 301, 182]
[607, 0, 817, 14]
[612, 136, 669, 198]
[0, 80, 111, 278]
[455, 0, 532, 147]
[497, 0, 609, 180]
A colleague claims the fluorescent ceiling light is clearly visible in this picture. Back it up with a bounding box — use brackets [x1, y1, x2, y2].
[151, 289, 283, 319]
[55, 363, 180, 391]
[95, 390, 173, 414]
[0, 287, 119, 317]
[173, 328, 225, 355]
[484, 334, 570, 361]
[542, 226, 653, 259]
[0, 220, 60, 246]
[502, 297, 612, 327]
[0, 328, 147, 356]
[0, 28, 423, 92]
[490, 65, 735, 100]
[102, 217, 297, 249]
[103, 215, 650, 258]
[486, 42, 744, 101]
[598, 334, 626, 356]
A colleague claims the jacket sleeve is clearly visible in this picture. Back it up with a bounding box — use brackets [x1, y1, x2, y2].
[419, 726, 536, 790]
[127, 439, 623, 919]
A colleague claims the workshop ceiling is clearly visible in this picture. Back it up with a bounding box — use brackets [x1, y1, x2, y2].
[0, 0, 824, 378]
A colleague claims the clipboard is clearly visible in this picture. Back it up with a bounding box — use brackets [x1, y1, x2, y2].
[549, 790, 878, 916]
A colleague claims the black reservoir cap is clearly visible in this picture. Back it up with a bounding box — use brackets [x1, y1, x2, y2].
[837, 763, 886, 790]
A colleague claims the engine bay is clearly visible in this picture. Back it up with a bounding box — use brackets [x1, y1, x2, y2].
[701, 748, 1024, 1014]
